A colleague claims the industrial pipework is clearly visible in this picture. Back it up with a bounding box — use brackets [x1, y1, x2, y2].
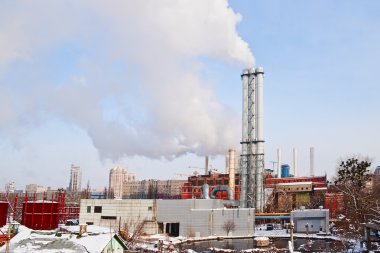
[201, 184, 210, 199]
[210, 186, 234, 201]
[228, 149, 236, 200]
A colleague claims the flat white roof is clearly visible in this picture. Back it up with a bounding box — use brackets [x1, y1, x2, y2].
[314, 187, 328, 190]
[277, 182, 312, 186]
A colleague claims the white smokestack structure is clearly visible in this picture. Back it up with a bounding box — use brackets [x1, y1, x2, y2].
[239, 69, 250, 207]
[240, 67, 265, 211]
[310, 147, 315, 177]
[277, 148, 282, 178]
[255, 67, 265, 212]
[205, 156, 209, 175]
[293, 148, 298, 177]
[228, 149, 236, 200]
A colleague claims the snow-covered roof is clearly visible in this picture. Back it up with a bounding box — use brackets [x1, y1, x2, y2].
[0, 224, 124, 253]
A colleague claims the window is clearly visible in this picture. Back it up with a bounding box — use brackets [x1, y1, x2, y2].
[101, 216, 116, 220]
[224, 180, 229, 184]
[86, 206, 91, 213]
[86, 222, 94, 225]
[94, 206, 102, 213]
[216, 180, 222, 185]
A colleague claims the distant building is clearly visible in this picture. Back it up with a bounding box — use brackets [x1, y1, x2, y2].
[69, 164, 82, 192]
[5, 182, 15, 193]
[123, 179, 185, 199]
[108, 166, 136, 199]
[25, 184, 47, 193]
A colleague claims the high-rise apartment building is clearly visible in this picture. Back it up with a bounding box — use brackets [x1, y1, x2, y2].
[109, 166, 136, 199]
[69, 164, 82, 192]
[109, 166, 124, 199]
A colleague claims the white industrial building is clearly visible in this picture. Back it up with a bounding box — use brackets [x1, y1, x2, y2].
[290, 208, 329, 233]
[79, 199, 255, 237]
[156, 199, 255, 237]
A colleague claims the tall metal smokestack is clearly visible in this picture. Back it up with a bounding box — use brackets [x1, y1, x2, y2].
[254, 67, 265, 212]
[239, 69, 250, 208]
[205, 156, 209, 175]
[310, 147, 314, 177]
[239, 66, 265, 212]
[293, 148, 298, 177]
[228, 149, 236, 200]
[277, 148, 282, 178]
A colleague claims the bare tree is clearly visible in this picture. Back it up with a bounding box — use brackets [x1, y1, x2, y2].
[222, 219, 236, 236]
[120, 216, 145, 249]
[331, 157, 380, 251]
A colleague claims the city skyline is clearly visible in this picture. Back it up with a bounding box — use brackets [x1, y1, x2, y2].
[0, 1, 379, 190]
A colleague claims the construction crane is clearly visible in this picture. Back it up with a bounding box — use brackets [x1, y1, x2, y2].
[269, 161, 278, 171]
[174, 173, 192, 179]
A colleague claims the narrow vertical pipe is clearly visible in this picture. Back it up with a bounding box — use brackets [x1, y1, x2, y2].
[247, 68, 256, 208]
[228, 149, 236, 200]
[240, 69, 250, 208]
[277, 148, 282, 179]
[293, 148, 298, 177]
[310, 147, 315, 177]
[255, 67, 265, 212]
[205, 156, 209, 175]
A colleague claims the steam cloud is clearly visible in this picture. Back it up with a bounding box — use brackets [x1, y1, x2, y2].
[0, 0, 254, 160]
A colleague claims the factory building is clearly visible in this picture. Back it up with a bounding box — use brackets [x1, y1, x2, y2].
[79, 199, 255, 237]
[181, 171, 327, 210]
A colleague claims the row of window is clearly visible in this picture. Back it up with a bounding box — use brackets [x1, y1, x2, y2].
[86, 205, 153, 213]
[87, 206, 102, 213]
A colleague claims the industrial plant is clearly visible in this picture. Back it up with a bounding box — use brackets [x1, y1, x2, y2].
[1, 67, 380, 252]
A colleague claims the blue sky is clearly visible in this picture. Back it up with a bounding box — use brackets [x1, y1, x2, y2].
[0, 1, 379, 190]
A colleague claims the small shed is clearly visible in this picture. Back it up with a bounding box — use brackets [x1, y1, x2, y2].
[291, 208, 329, 233]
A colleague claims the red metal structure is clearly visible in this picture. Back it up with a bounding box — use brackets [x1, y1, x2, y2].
[0, 201, 8, 227]
[0, 191, 79, 230]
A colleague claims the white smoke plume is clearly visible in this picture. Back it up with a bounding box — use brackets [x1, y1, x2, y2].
[0, 0, 254, 161]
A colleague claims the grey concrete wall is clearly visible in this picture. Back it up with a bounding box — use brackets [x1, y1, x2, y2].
[79, 199, 158, 234]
